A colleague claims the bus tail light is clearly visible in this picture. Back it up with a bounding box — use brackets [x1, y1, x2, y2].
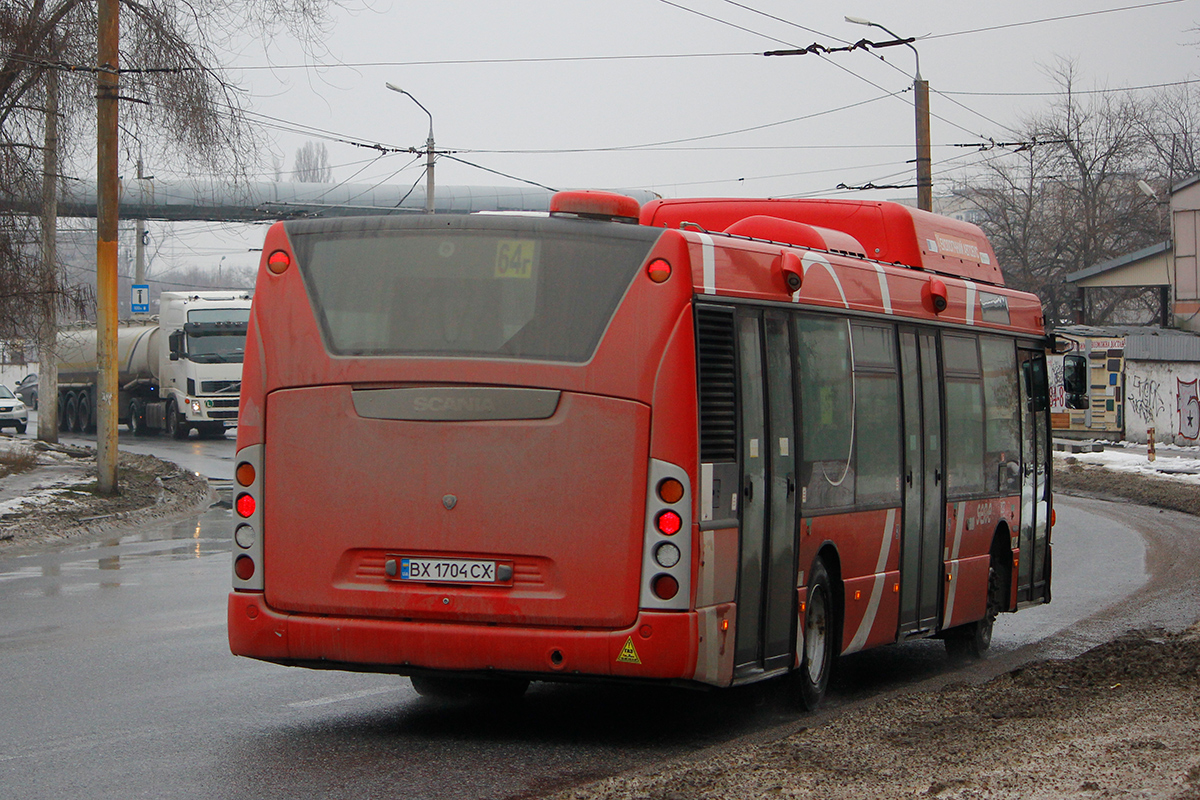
[656, 510, 682, 535]
[652, 574, 679, 600]
[231, 444, 264, 591]
[640, 460, 692, 611]
[234, 555, 256, 581]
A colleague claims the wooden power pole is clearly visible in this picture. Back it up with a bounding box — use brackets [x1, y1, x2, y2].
[96, 0, 120, 493]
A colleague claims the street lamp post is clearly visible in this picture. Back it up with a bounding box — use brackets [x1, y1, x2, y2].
[846, 16, 932, 212]
[386, 83, 435, 213]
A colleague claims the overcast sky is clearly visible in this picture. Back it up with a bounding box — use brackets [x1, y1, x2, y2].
[133, 0, 1200, 280]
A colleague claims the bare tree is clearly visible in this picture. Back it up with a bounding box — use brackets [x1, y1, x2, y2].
[0, 0, 351, 441]
[294, 140, 332, 183]
[959, 61, 1166, 326]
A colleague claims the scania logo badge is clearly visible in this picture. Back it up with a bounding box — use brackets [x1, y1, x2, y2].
[442, 494, 457, 510]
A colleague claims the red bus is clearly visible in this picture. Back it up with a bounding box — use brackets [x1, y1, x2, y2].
[228, 191, 1052, 707]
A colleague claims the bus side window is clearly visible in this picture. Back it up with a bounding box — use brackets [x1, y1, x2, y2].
[1062, 354, 1088, 410]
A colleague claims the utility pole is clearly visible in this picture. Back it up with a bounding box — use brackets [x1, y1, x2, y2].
[914, 76, 932, 212]
[38, 50, 59, 443]
[96, 0, 120, 493]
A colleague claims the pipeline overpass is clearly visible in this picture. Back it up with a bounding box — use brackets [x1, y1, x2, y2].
[2, 180, 660, 221]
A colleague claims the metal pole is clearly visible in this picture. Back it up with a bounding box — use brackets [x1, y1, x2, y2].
[135, 158, 145, 290]
[425, 129, 435, 214]
[96, 0, 120, 493]
[38, 55, 59, 443]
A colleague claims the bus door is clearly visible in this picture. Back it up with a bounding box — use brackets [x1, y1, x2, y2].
[897, 328, 945, 637]
[734, 310, 798, 677]
[1018, 349, 1052, 603]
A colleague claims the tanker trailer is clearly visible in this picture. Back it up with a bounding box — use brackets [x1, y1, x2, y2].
[55, 291, 251, 438]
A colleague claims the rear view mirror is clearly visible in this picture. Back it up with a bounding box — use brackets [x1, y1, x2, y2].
[1062, 354, 1088, 410]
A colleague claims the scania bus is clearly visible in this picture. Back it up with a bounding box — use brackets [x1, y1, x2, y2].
[228, 190, 1052, 707]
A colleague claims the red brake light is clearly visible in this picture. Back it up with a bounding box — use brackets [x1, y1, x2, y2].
[656, 510, 683, 535]
[236, 493, 256, 518]
[234, 555, 256, 581]
[267, 249, 291, 275]
[652, 574, 679, 600]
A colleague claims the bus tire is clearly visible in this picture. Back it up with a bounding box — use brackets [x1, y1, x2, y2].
[798, 559, 836, 710]
[410, 675, 529, 701]
[945, 557, 1002, 661]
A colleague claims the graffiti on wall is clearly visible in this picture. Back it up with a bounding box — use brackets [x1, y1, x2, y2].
[1126, 374, 1167, 424]
[1179, 379, 1200, 440]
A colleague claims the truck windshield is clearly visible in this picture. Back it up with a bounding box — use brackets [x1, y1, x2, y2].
[287, 216, 661, 363]
[185, 309, 250, 363]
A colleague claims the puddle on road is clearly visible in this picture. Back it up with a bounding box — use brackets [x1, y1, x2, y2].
[0, 503, 232, 595]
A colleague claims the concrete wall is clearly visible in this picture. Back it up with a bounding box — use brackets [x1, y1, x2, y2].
[1123, 360, 1200, 445]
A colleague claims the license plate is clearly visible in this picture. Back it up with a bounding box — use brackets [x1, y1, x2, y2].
[399, 557, 497, 584]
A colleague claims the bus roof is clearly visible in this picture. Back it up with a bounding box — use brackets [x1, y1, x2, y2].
[640, 197, 1004, 286]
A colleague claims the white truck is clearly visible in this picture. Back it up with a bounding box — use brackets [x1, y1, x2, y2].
[56, 291, 252, 438]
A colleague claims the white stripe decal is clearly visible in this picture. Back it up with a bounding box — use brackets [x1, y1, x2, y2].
[700, 462, 714, 522]
[801, 252, 850, 308]
[965, 280, 977, 325]
[943, 502, 966, 627]
[845, 508, 896, 654]
[699, 233, 716, 295]
[872, 263, 894, 315]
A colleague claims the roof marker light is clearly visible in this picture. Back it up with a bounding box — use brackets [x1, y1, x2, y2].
[646, 258, 672, 283]
[267, 249, 291, 275]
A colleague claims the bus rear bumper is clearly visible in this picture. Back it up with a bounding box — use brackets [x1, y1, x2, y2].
[228, 591, 708, 684]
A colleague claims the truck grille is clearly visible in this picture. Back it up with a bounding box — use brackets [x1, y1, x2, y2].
[201, 380, 241, 394]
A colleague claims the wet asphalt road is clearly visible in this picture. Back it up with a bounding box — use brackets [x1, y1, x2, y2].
[1, 432, 1197, 799]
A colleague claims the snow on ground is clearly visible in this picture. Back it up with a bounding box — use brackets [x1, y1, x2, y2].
[1061, 441, 1200, 486]
[0, 437, 96, 520]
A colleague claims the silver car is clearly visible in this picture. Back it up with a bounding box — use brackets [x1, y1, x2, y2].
[0, 385, 29, 434]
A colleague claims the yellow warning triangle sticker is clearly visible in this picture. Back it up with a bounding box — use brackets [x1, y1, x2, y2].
[617, 636, 642, 665]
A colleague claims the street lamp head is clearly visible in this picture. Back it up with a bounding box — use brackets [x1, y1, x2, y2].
[845, 15, 872, 26]
[1137, 179, 1157, 199]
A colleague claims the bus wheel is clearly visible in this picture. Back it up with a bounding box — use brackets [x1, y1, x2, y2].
[798, 559, 836, 710]
[946, 559, 1002, 661]
[410, 675, 529, 701]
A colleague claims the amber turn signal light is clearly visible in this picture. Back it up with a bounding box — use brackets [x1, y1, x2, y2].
[236, 462, 256, 487]
[657, 478, 684, 504]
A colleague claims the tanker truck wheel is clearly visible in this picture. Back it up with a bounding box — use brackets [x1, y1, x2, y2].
[128, 400, 146, 436]
[166, 400, 188, 440]
[63, 393, 78, 433]
[76, 393, 92, 433]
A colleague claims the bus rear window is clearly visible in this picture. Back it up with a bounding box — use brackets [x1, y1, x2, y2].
[287, 218, 662, 362]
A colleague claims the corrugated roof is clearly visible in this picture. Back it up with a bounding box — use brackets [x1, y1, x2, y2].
[1052, 324, 1200, 361]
